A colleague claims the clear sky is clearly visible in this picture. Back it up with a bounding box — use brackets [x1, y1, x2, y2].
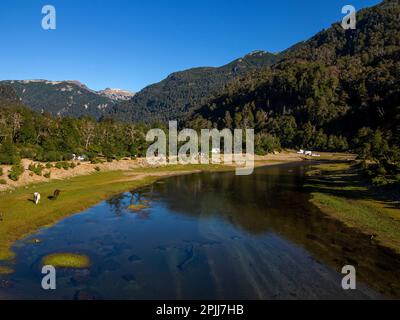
[0, 0, 382, 92]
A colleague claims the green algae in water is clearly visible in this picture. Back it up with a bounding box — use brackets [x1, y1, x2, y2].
[127, 204, 149, 212]
[42, 253, 90, 269]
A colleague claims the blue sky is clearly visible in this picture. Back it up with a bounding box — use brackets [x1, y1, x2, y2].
[0, 0, 381, 92]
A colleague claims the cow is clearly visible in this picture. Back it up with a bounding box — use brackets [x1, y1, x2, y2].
[53, 189, 61, 200]
[33, 192, 41, 205]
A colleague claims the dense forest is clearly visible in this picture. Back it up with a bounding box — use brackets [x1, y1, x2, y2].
[0, 0, 399, 186]
[0, 86, 149, 166]
[109, 51, 279, 123]
[187, 0, 400, 184]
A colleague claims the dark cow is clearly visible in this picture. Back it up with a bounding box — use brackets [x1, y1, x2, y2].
[53, 190, 61, 200]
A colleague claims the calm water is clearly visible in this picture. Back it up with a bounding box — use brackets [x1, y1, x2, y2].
[1, 164, 400, 300]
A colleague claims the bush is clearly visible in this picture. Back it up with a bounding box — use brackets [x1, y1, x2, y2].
[8, 163, 24, 181]
[63, 153, 74, 161]
[0, 140, 20, 165]
[90, 158, 104, 164]
[70, 163, 76, 169]
[0, 179, 7, 185]
[55, 162, 70, 170]
[46, 163, 53, 169]
[255, 133, 281, 155]
[62, 162, 70, 170]
[94, 166, 101, 172]
[19, 147, 38, 160]
[44, 172, 51, 179]
[28, 163, 44, 176]
[0, 167, 3, 176]
[55, 162, 63, 169]
[39, 151, 64, 162]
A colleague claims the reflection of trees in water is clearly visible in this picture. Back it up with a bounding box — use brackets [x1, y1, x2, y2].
[106, 194, 126, 216]
[106, 191, 149, 217]
[152, 167, 400, 299]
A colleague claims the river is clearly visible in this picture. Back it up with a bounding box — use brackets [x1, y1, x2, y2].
[1, 163, 399, 300]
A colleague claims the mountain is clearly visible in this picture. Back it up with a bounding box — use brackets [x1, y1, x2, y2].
[108, 50, 279, 123]
[0, 80, 122, 119]
[187, 0, 400, 151]
[98, 88, 135, 101]
[0, 85, 21, 107]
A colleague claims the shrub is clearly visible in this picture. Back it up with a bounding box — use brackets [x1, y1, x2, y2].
[94, 166, 101, 172]
[28, 163, 44, 176]
[44, 172, 51, 179]
[91, 158, 104, 164]
[55, 162, 63, 169]
[0, 140, 20, 165]
[8, 163, 24, 181]
[0, 179, 7, 185]
[63, 153, 74, 161]
[39, 151, 63, 162]
[19, 147, 37, 159]
[62, 162, 70, 170]
[70, 163, 76, 169]
[55, 162, 70, 170]
[0, 167, 3, 176]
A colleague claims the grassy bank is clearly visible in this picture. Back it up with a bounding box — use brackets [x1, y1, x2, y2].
[0, 164, 229, 267]
[307, 162, 400, 253]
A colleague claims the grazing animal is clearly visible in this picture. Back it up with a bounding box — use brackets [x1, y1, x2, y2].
[53, 189, 61, 200]
[33, 192, 41, 205]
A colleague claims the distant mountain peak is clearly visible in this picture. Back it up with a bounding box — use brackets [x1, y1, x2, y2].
[98, 88, 135, 101]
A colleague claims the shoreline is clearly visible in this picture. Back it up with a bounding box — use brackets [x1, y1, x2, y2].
[0, 155, 306, 269]
[306, 162, 400, 255]
[0, 152, 308, 192]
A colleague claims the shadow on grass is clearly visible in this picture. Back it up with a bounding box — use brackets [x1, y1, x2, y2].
[305, 161, 400, 211]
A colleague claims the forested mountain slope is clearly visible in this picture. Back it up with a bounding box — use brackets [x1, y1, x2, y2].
[187, 0, 400, 153]
[0, 80, 125, 119]
[108, 51, 279, 123]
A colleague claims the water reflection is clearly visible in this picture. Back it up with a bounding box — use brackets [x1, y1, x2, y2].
[0, 164, 399, 300]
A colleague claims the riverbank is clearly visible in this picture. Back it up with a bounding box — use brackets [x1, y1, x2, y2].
[0, 152, 308, 192]
[0, 153, 307, 270]
[306, 162, 400, 254]
[0, 164, 224, 266]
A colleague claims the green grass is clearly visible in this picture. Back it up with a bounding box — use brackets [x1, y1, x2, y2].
[0, 265, 13, 275]
[308, 162, 400, 253]
[0, 164, 229, 266]
[42, 253, 90, 269]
